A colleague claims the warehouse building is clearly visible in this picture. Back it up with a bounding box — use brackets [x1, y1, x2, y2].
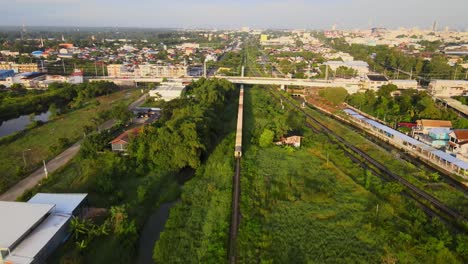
[0, 193, 88, 264]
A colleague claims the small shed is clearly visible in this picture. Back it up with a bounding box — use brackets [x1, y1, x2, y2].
[275, 136, 303, 148]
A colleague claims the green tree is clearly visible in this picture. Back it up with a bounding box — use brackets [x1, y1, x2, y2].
[259, 129, 275, 147]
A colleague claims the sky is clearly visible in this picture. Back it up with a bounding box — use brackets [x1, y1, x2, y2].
[1, 0, 467, 30]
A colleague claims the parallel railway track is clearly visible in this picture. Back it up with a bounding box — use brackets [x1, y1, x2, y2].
[270, 89, 467, 225]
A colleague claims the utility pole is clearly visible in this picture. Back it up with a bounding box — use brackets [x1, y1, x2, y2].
[325, 65, 329, 81]
[102, 63, 105, 76]
[410, 69, 413, 80]
[453, 66, 458, 80]
[241, 66, 245, 78]
[22, 148, 31, 168]
[43, 160, 48, 179]
[203, 60, 207, 78]
[94, 62, 98, 77]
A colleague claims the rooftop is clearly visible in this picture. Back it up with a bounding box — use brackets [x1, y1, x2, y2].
[417, 119, 453, 128]
[0, 202, 54, 250]
[27, 193, 88, 215]
[367, 74, 389, 82]
[110, 127, 142, 144]
[5, 214, 71, 264]
[453, 129, 468, 141]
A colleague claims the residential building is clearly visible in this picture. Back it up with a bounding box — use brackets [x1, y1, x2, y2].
[107, 64, 126, 77]
[365, 74, 389, 90]
[449, 130, 468, 161]
[427, 127, 452, 148]
[389, 79, 419, 90]
[0, 63, 41, 73]
[323, 60, 369, 76]
[428, 80, 468, 97]
[413, 119, 453, 136]
[110, 127, 142, 152]
[138, 65, 187, 78]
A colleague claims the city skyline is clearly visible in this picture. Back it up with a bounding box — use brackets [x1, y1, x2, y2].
[1, 0, 467, 30]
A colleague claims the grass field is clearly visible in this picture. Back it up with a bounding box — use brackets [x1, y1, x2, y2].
[0, 88, 140, 193]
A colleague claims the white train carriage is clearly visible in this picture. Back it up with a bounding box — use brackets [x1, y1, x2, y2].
[234, 86, 244, 158]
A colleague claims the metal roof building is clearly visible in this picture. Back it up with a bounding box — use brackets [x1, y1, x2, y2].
[343, 108, 468, 177]
[0, 202, 54, 251]
[1, 193, 88, 264]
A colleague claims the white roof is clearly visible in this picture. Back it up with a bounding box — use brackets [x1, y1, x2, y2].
[154, 82, 185, 91]
[28, 193, 87, 215]
[0, 202, 54, 249]
[6, 214, 71, 264]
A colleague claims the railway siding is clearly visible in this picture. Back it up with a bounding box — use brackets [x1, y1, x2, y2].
[273, 89, 467, 225]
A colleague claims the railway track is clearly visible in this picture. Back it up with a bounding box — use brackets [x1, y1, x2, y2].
[271, 89, 467, 224]
[229, 158, 241, 264]
[229, 85, 244, 263]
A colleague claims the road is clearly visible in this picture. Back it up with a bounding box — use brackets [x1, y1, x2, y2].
[0, 92, 147, 201]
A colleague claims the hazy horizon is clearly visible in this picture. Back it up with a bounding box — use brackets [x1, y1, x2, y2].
[1, 0, 467, 30]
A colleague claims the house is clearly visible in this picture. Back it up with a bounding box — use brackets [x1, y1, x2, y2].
[275, 136, 303, 147]
[110, 127, 142, 152]
[413, 119, 452, 136]
[449, 129, 468, 161]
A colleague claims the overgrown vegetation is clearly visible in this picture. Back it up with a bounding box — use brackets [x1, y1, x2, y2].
[237, 87, 467, 263]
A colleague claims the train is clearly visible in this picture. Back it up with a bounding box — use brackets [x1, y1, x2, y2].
[234, 85, 244, 158]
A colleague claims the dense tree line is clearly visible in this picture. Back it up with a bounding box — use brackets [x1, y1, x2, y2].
[324, 37, 467, 80]
[0, 81, 119, 122]
[347, 85, 468, 128]
[128, 78, 236, 172]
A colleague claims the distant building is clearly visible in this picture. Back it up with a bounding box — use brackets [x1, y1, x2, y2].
[0, 69, 14, 80]
[4, 72, 46, 88]
[260, 34, 269, 42]
[0, 62, 41, 73]
[389, 79, 419, 90]
[324, 60, 369, 76]
[428, 80, 468, 97]
[149, 82, 185, 101]
[364, 74, 389, 90]
[137, 65, 187, 78]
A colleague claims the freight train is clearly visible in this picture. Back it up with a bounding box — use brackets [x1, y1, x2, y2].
[234, 85, 244, 158]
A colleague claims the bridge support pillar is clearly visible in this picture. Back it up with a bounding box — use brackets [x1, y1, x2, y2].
[280, 84, 286, 91]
